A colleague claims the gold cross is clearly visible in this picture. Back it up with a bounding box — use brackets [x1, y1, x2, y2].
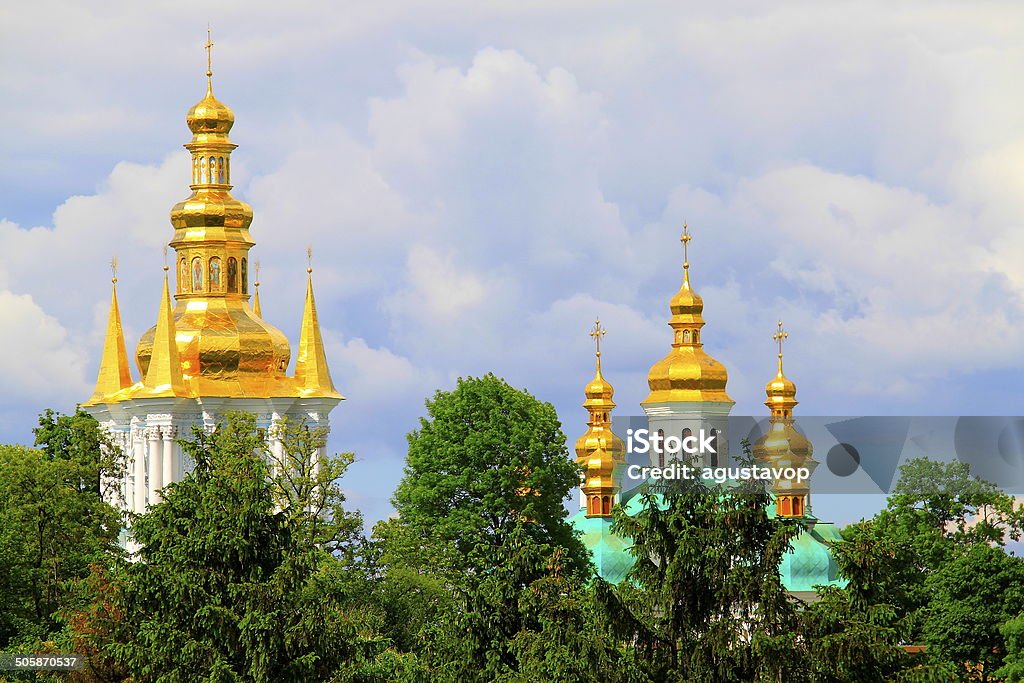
[589, 318, 606, 357]
[773, 320, 788, 360]
[205, 25, 214, 78]
[680, 223, 692, 269]
[306, 245, 314, 274]
[110, 256, 118, 284]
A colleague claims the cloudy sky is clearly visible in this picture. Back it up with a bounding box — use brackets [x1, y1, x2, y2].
[3, 1, 1024, 526]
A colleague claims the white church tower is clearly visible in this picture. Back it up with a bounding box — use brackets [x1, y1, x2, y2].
[81, 39, 343, 525]
[641, 226, 734, 468]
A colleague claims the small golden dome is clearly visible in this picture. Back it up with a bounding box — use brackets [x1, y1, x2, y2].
[584, 358, 615, 403]
[187, 81, 235, 136]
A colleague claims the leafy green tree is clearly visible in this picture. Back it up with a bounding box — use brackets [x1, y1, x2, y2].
[34, 408, 126, 503]
[841, 458, 1024, 646]
[996, 613, 1024, 682]
[0, 441, 122, 650]
[388, 373, 590, 577]
[81, 412, 380, 682]
[923, 543, 1024, 681]
[602, 451, 804, 682]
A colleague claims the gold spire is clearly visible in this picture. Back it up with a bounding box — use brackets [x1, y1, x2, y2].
[252, 259, 262, 317]
[643, 225, 733, 405]
[294, 260, 343, 399]
[139, 269, 190, 398]
[752, 320, 815, 518]
[765, 320, 797, 418]
[576, 319, 625, 517]
[84, 261, 134, 405]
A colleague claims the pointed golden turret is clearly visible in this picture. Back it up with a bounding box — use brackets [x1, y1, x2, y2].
[575, 319, 626, 517]
[294, 260, 343, 399]
[84, 265, 134, 405]
[753, 321, 816, 518]
[643, 225, 733, 405]
[138, 269, 190, 398]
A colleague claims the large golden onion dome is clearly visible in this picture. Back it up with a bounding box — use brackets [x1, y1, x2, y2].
[134, 67, 293, 397]
[643, 227, 733, 405]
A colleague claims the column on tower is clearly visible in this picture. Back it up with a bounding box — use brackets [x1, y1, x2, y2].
[146, 426, 162, 505]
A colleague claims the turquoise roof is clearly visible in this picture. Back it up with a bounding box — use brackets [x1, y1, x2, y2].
[569, 511, 634, 584]
[575, 480, 846, 594]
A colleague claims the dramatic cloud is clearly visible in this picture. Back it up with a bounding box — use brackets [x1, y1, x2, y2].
[4, 1, 1024, 526]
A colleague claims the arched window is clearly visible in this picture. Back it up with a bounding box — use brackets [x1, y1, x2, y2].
[217, 157, 225, 184]
[191, 257, 203, 291]
[241, 258, 248, 294]
[779, 497, 792, 517]
[209, 156, 216, 183]
[227, 257, 238, 293]
[179, 258, 188, 293]
[209, 257, 222, 291]
[682, 329, 691, 343]
[200, 157, 207, 184]
[225, 157, 230, 183]
[602, 496, 611, 515]
[793, 497, 803, 517]
[657, 429, 665, 468]
[192, 157, 199, 184]
[590, 496, 600, 515]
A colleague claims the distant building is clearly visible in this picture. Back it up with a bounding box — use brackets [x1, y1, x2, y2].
[569, 229, 845, 598]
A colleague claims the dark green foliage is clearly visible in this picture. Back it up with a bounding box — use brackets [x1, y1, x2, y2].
[0, 409, 123, 651]
[91, 413, 380, 682]
[390, 373, 590, 578]
[602, 448, 804, 682]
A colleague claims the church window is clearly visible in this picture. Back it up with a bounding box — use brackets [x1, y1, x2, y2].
[191, 257, 203, 291]
[602, 496, 611, 515]
[682, 329, 691, 343]
[227, 257, 238, 293]
[217, 157, 225, 183]
[200, 157, 207, 183]
[179, 258, 188, 293]
[209, 156, 216, 183]
[589, 496, 600, 515]
[241, 258, 248, 294]
[779, 497, 792, 516]
[209, 257, 222, 291]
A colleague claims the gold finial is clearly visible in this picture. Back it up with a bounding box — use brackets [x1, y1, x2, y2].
[773, 320, 788, 374]
[205, 25, 214, 81]
[110, 257, 118, 284]
[680, 223, 691, 270]
[306, 245, 313, 274]
[589, 318, 606, 358]
[162, 245, 169, 271]
[254, 258, 261, 288]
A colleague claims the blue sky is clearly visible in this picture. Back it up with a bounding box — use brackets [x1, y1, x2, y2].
[3, 1, 1024, 527]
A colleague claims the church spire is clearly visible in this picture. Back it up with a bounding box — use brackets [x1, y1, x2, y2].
[84, 261, 134, 405]
[294, 254, 342, 399]
[643, 225, 732, 405]
[753, 320, 816, 518]
[575, 319, 625, 517]
[139, 268, 190, 398]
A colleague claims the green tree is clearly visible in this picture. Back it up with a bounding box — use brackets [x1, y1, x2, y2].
[923, 543, 1024, 682]
[996, 613, 1024, 682]
[84, 412, 380, 682]
[0, 441, 122, 650]
[388, 373, 590, 577]
[602, 451, 804, 682]
[34, 408, 126, 503]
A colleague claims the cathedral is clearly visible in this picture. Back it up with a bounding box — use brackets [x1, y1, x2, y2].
[81, 47, 842, 596]
[81, 45, 343, 529]
[568, 229, 845, 601]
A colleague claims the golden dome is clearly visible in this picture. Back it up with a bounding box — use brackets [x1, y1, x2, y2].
[643, 227, 733, 405]
[187, 82, 235, 136]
